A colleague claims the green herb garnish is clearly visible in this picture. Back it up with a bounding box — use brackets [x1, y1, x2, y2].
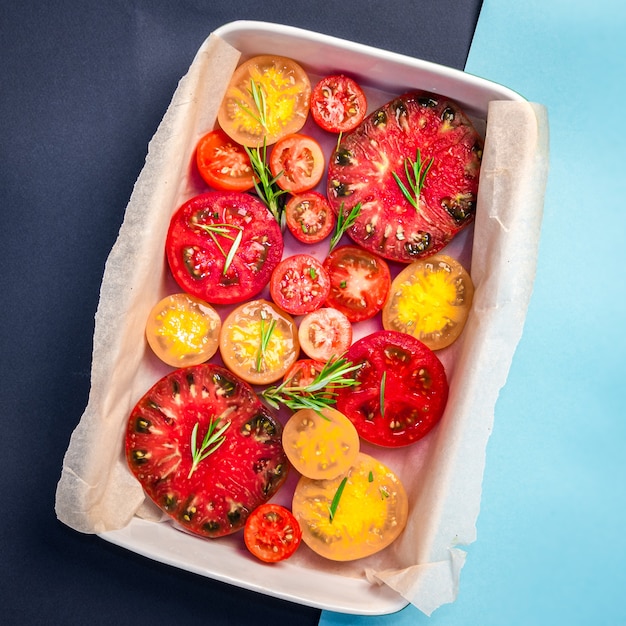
[236, 79, 269, 132]
[392, 148, 434, 211]
[255, 312, 277, 373]
[329, 476, 348, 522]
[379, 370, 387, 418]
[194, 223, 243, 275]
[261, 357, 361, 412]
[188, 415, 232, 479]
[245, 140, 288, 225]
[329, 201, 362, 251]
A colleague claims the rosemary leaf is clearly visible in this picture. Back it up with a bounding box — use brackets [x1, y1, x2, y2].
[187, 416, 231, 479]
[379, 371, 387, 418]
[329, 202, 362, 251]
[329, 476, 348, 522]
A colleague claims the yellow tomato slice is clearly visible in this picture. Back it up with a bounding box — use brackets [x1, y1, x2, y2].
[292, 452, 408, 561]
[382, 254, 474, 350]
[145, 293, 221, 367]
[219, 299, 299, 385]
[282, 407, 360, 481]
[218, 55, 311, 147]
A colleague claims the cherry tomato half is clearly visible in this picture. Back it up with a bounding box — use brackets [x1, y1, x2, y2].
[270, 254, 331, 316]
[282, 407, 360, 480]
[298, 307, 352, 362]
[323, 245, 391, 323]
[335, 330, 449, 447]
[285, 191, 336, 244]
[382, 254, 474, 350]
[218, 55, 311, 147]
[195, 129, 255, 192]
[310, 74, 368, 133]
[219, 299, 299, 385]
[244, 503, 302, 563]
[165, 192, 283, 305]
[270, 134, 325, 193]
[145, 293, 221, 367]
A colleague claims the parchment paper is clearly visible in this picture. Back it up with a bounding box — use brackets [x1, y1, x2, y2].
[55, 30, 549, 616]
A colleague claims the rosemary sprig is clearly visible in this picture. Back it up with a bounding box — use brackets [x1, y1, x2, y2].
[188, 416, 231, 479]
[329, 201, 362, 251]
[236, 79, 269, 132]
[261, 357, 361, 412]
[329, 476, 348, 522]
[194, 222, 243, 275]
[244, 140, 288, 225]
[255, 312, 277, 373]
[379, 370, 387, 418]
[392, 148, 434, 211]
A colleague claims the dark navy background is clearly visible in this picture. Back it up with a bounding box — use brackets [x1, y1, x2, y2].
[0, 2, 481, 623]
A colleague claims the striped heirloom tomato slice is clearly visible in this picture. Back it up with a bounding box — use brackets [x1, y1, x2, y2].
[125, 364, 289, 538]
[327, 90, 483, 263]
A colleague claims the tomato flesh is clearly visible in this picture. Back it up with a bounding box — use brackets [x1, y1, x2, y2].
[292, 452, 408, 561]
[218, 55, 311, 147]
[195, 129, 255, 192]
[383, 254, 474, 350]
[310, 75, 368, 133]
[269, 254, 331, 316]
[335, 330, 449, 447]
[244, 503, 302, 563]
[270, 134, 325, 193]
[165, 192, 283, 305]
[323, 245, 391, 323]
[285, 191, 335, 244]
[125, 364, 289, 538]
[327, 90, 483, 263]
[298, 307, 352, 362]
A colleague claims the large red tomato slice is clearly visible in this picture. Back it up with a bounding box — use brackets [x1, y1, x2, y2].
[125, 364, 289, 538]
[327, 90, 483, 263]
[165, 191, 284, 305]
[335, 330, 448, 447]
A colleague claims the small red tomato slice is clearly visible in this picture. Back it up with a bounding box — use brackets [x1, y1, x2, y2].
[298, 307, 352, 362]
[285, 191, 336, 244]
[335, 330, 449, 447]
[270, 134, 325, 193]
[270, 254, 331, 316]
[166, 192, 283, 305]
[323, 245, 391, 323]
[310, 75, 368, 133]
[244, 503, 302, 563]
[195, 129, 255, 191]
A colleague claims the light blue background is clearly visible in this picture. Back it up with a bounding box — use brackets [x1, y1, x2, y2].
[320, 1, 626, 624]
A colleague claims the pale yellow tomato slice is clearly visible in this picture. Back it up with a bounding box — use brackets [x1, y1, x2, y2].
[145, 293, 221, 367]
[382, 254, 474, 350]
[218, 55, 311, 147]
[292, 452, 409, 561]
[282, 407, 360, 481]
[219, 299, 300, 385]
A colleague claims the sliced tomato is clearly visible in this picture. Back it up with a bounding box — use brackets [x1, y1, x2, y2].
[125, 364, 289, 538]
[270, 134, 325, 193]
[285, 191, 335, 244]
[195, 129, 255, 191]
[219, 299, 300, 386]
[145, 293, 221, 367]
[282, 359, 326, 388]
[310, 74, 367, 133]
[383, 254, 474, 350]
[335, 330, 448, 447]
[327, 90, 483, 263]
[298, 307, 352, 362]
[282, 407, 360, 481]
[244, 503, 302, 563]
[323, 245, 391, 323]
[165, 191, 283, 305]
[292, 452, 408, 561]
[217, 55, 311, 147]
[270, 254, 331, 316]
